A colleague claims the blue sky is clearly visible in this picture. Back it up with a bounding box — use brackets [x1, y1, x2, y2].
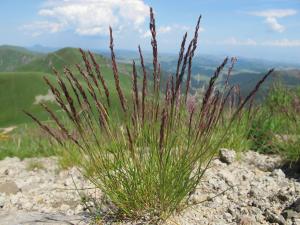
[0, 0, 300, 62]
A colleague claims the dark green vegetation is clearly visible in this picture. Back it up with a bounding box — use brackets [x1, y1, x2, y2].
[249, 83, 300, 163]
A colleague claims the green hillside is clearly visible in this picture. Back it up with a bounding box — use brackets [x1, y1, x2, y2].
[0, 71, 132, 127]
[227, 69, 300, 99]
[3, 46, 298, 127]
[0, 72, 58, 126]
[16, 47, 106, 73]
[15, 47, 132, 75]
[0, 45, 41, 71]
[0, 47, 133, 127]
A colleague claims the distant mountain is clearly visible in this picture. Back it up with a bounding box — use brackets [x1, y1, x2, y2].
[27, 44, 59, 53]
[16, 47, 106, 73]
[98, 49, 300, 72]
[0, 45, 42, 71]
[220, 69, 300, 100]
[1, 45, 300, 126]
[107, 49, 300, 97]
[0, 47, 132, 127]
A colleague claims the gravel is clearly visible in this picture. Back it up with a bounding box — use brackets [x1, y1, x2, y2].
[0, 150, 299, 225]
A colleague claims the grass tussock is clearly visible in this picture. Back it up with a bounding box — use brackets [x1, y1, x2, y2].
[249, 82, 300, 163]
[25, 7, 273, 222]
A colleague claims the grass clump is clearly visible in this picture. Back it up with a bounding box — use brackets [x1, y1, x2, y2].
[25, 7, 273, 223]
[249, 82, 300, 163]
[269, 84, 300, 162]
[249, 83, 287, 153]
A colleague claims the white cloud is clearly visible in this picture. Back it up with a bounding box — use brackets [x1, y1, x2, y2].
[158, 26, 172, 34]
[23, 0, 149, 36]
[141, 24, 203, 38]
[141, 25, 175, 38]
[211, 37, 300, 47]
[262, 39, 300, 47]
[219, 37, 257, 46]
[142, 30, 151, 38]
[249, 9, 297, 32]
[249, 9, 297, 33]
[21, 21, 65, 36]
[250, 9, 297, 18]
[264, 17, 285, 32]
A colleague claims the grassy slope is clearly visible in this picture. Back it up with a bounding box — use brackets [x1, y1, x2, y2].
[0, 72, 58, 127]
[227, 70, 300, 100]
[16, 47, 132, 75]
[0, 45, 41, 71]
[16, 47, 102, 73]
[0, 47, 133, 127]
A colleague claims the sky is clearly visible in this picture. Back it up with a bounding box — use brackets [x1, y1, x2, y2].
[0, 0, 300, 63]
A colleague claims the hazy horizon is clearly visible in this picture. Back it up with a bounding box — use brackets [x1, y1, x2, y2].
[2, 43, 300, 67]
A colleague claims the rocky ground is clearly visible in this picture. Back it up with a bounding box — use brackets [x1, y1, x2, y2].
[0, 150, 299, 225]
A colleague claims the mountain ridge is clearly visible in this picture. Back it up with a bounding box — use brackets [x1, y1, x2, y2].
[1, 45, 300, 126]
